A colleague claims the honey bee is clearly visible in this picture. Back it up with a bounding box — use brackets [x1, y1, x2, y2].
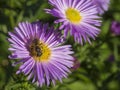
[35, 45, 42, 56]
[29, 39, 42, 57]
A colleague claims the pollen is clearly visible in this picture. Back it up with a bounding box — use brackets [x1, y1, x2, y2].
[29, 39, 51, 62]
[66, 8, 82, 24]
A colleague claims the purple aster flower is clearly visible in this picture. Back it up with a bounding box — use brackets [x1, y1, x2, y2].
[111, 21, 120, 35]
[8, 21, 74, 87]
[92, 0, 110, 15]
[45, 0, 101, 45]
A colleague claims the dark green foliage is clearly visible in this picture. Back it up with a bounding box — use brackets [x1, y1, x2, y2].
[0, 0, 120, 90]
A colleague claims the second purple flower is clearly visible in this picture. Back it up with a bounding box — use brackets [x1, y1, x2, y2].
[46, 0, 101, 45]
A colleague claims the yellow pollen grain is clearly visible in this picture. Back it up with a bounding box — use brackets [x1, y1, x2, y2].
[29, 39, 51, 62]
[66, 8, 82, 24]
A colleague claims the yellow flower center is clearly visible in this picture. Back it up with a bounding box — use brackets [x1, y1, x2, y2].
[65, 8, 82, 24]
[29, 39, 51, 62]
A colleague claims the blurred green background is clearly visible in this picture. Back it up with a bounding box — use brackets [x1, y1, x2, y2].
[0, 0, 120, 90]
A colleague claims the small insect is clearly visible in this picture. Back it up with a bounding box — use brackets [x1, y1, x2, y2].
[35, 45, 42, 56]
[29, 39, 43, 57]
